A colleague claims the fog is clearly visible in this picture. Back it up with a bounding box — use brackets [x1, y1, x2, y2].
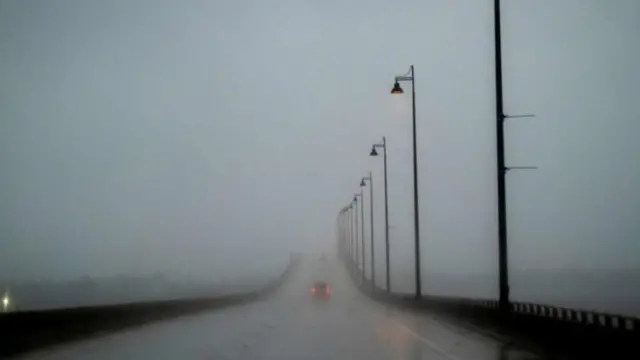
[1, 0, 639, 315]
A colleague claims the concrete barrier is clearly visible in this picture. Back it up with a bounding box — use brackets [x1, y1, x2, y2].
[0, 257, 300, 358]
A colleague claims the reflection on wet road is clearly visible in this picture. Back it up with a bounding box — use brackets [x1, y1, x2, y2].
[17, 257, 542, 359]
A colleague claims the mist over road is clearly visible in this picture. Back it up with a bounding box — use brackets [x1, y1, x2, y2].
[17, 255, 541, 360]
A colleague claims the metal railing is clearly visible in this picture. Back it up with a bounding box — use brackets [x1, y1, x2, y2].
[340, 250, 639, 337]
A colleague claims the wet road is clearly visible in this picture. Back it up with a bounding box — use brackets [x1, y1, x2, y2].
[17, 257, 543, 359]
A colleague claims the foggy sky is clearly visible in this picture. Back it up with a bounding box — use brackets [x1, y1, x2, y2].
[1, 0, 639, 312]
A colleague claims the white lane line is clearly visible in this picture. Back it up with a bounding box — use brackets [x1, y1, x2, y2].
[393, 321, 462, 360]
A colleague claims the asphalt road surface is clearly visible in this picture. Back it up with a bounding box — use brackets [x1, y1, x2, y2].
[17, 256, 543, 360]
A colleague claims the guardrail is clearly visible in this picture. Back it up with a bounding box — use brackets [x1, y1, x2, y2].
[0, 257, 300, 358]
[342, 256, 640, 358]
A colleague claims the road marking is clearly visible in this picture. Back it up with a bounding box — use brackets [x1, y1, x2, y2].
[393, 321, 462, 360]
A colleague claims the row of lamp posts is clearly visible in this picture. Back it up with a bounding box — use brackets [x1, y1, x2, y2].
[337, 66, 417, 295]
[337, 0, 516, 311]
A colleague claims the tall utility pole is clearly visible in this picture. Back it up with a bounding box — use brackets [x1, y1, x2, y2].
[494, 0, 510, 312]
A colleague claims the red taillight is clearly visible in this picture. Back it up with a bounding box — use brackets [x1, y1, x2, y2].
[311, 288, 316, 294]
[326, 286, 331, 294]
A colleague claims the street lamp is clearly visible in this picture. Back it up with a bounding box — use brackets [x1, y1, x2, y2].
[338, 205, 350, 260]
[360, 172, 375, 291]
[336, 210, 341, 257]
[391, 65, 422, 299]
[337, 209, 342, 258]
[345, 203, 353, 271]
[350, 203, 357, 267]
[352, 196, 360, 272]
[354, 192, 364, 284]
[343, 207, 349, 259]
[342, 205, 351, 259]
[371, 137, 390, 293]
[349, 202, 356, 269]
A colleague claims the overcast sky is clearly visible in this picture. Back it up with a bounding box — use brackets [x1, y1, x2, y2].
[1, 0, 639, 312]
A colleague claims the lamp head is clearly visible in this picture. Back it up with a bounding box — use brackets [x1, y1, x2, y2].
[391, 81, 404, 94]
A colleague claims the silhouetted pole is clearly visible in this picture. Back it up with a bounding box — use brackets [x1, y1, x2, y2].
[411, 67, 421, 300]
[494, 0, 510, 313]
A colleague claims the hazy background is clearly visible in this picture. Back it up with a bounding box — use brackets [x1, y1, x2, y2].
[1, 0, 638, 315]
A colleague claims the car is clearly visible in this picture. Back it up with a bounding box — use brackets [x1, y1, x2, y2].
[310, 281, 331, 299]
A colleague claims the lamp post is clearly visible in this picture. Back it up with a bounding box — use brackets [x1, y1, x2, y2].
[391, 65, 422, 299]
[351, 203, 356, 269]
[370, 137, 390, 292]
[352, 196, 360, 272]
[343, 208, 348, 259]
[338, 205, 349, 260]
[360, 172, 375, 291]
[354, 191, 364, 284]
[350, 203, 356, 270]
[344, 210, 348, 259]
[337, 209, 343, 258]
